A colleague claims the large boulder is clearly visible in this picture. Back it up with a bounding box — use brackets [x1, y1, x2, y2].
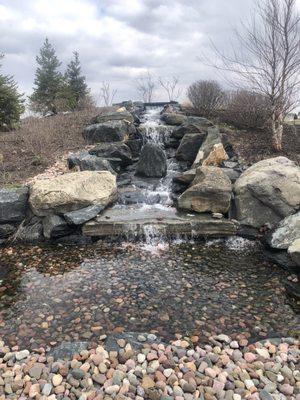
[83, 120, 133, 143]
[171, 117, 213, 140]
[193, 127, 228, 167]
[176, 133, 207, 162]
[43, 214, 73, 239]
[90, 110, 134, 124]
[161, 113, 187, 126]
[268, 211, 300, 249]
[68, 152, 116, 174]
[234, 157, 300, 228]
[178, 166, 232, 213]
[89, 143, 133, 167]
[288, 239, 300, 267]
[0, 187, 28, 223]
[136, 143, 167, 178]
[29, 171, 117, 217]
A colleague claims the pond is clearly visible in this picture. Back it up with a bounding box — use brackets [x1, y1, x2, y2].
[0, 238, 298, 350]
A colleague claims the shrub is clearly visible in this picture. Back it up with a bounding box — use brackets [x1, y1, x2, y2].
[220, 90, 271, 130]
[187, 80, 225, 117]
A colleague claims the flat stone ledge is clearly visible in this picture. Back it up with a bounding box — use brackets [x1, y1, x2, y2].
[82, 205, 238, 238]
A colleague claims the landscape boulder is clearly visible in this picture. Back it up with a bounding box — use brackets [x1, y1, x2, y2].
[234, 157, 300, 228]
[0, 187, 29, 223]
[43, 214, 73, 239]
[171, 117, 213, 140]
[268, 211, 300, 249]
[83, 120, 133, 143]
[176, 133, 207, 162]
[68, 152, 116, 174]
[178, 166, 232, 213]
[193, 127, 229, 167]
[29, 171, 117, 217]
[89, 143, 133, 167]
[136, 143, 167, 178]
[90, 110, 134, 124]
[64, 204, 105, 225]
[288, 239, 300, 267]
[161, 113, 187, 126]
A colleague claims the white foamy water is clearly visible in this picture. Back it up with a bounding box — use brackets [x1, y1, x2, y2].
[205, 236, 257, 251]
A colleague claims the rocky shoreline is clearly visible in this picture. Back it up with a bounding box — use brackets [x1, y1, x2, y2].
[0, 333, 298, 400]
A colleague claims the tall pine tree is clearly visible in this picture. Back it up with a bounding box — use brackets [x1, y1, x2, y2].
[65, 51, 89, 109]
[29, 38, 62, 114]
[0, 54, 24, 130]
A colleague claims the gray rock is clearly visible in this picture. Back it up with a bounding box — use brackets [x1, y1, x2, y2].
[221, 168, 240, 183]
[0, 187, 28, 223]
[161, 113, 187, 125]
[42, 383, 53, 396]
[136, 143, 167, 178]
[260, 390, 274, 400]
[234, 157, 300, 228]
[176, 133, 207, 162]
[49, 341, 88, 360]
[288, 238, 300, 267]
[173, 169, 196, 185]
[0, 224, 16, 238]
[71, 369, 86, 380]
[89, 142, 133, 167]
[193, 126, 228, 167]
[178, 166, 232, 214]
[13, 215, 43, 242]
[68, 152, 116, 174]
[90, 110, 134, 124]
[64, 204, 104, 225]
[43, 215, 72, 239]
[269, 211, 300, 249]
[126, 139, 143, 158]
[171, 118, 211, 140]
[83, 120, 131, 143]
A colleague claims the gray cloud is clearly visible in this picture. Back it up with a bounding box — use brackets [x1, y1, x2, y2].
[0, 0, 261, 103]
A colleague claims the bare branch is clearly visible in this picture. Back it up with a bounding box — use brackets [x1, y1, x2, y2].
[100, 81, 117, 106]
[158, 76, 182, 101]
[136, 71, 156, 102]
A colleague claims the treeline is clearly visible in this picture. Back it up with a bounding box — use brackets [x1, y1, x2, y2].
[0, 38, 91, 130]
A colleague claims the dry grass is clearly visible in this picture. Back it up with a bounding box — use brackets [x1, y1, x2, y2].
[0, 106, 115, 186]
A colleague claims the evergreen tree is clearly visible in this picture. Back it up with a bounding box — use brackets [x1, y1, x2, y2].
[29, 38, 62, 114]
[0, 54, 24, 130]
[65, 51, 89, 109]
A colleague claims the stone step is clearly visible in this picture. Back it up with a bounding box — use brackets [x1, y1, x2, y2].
[82, 205, 238, 238]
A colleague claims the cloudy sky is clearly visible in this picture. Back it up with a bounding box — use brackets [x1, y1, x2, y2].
[0, 0, 295, 104]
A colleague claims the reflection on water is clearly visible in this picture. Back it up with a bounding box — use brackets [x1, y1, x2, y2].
[0, 241, 298, 349]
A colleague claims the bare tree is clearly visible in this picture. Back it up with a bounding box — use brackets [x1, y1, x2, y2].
[100, 81, 117, 106]
[136, 71, 156, 102]
[207, 0, 300, 150]
[187, 80, 225, 117]
[158, 76, 182, 101]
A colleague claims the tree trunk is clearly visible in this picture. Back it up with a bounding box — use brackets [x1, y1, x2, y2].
[271, 111, 283, 151]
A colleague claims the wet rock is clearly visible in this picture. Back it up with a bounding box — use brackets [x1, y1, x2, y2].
[89, 142, 133, 167]
[176, 133, 206, 163]
[0, 187, 28, 223]
[136, 143, 167, 178]
[64, 204, 105, 225]
[234, 157, 300, 228]
[178, 166, 232, 214]
[49, 342, 88, 360]
[173, 169, 196, 185]
[68, 151, 116, 174]
[221, 167, 240, 183]
[268, 211, 300, 249]
[83, 120, 134, 143]
[30, 171, 117, 216]
[126, 139, 143, 158]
